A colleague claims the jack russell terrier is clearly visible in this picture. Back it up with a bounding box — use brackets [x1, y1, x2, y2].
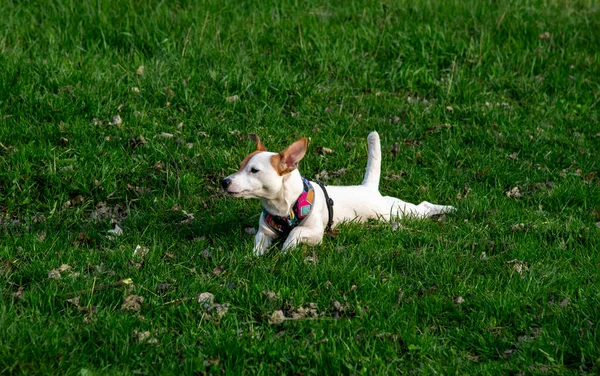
[222, 132, 454, 256]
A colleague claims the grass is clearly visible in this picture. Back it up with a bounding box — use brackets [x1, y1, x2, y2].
[1, 0, 599, 374]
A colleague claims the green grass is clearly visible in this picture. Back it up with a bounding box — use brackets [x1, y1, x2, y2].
[1, 0, 600, 374]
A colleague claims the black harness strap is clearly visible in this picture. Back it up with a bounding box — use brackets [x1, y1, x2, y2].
[308, 179, 334, 232]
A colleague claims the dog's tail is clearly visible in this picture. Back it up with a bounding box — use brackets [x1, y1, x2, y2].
[361, 131, 381, 190]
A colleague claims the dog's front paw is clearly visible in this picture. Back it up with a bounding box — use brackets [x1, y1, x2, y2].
[253, 246, 267, 257]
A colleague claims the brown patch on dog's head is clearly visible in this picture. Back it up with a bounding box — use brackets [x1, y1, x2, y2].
[238, 134, 268, 170]
[271, 138, 308, 175]
[239, 150, 262, 170]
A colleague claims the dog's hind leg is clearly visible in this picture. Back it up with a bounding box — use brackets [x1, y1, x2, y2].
[382, 197, 455, 219]
[361, 132, 381, 190]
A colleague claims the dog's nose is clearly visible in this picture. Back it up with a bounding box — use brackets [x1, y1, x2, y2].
[221, 178, 232, 190]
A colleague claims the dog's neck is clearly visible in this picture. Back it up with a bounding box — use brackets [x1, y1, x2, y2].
[261, 169, 304, 217]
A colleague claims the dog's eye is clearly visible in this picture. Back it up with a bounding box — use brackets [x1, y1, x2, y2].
[250, 167, 260, 173]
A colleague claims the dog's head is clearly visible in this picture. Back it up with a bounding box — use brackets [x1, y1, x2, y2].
[221, 134, 308, 199]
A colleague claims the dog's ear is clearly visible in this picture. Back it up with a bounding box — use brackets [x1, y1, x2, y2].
[248, 134, 266, 152]
[274, 138, 308, 175]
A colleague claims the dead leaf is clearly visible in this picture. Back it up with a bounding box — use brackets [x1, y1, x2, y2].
[315, 170, 329, 181]
[316, 146, 334, 154]
[204, 357, 220, 367]
[156, 283, 172, 293]
[109, 115, 122, 126]
[244, 227, 257, 235]
[454, 296, 465, 305]
[37, 232, 46, 242]
[262, 290, 280, 301]
[559, 297, 570, 307]
[91, 118, 102, 126]
[159, 132, 173, 139]
[269, 310, 286, 325]
[539, 32, 550, 40]
[108, 225, 123, 236]
[226, 95, 239, 103]
[59, 137, 69, 145]
[121, 295, 144, 312]
[181, 210, 194, 224]
[197, 292, 215, 309]
[12, 286, 24, 299]
[136, 65, 145, 76]
[133, 330, 157, 344]
[48, 264, 72, 280]
[332, 300, 342, 312]
[391, 143, 400, 159]
[510, 223, 525, 232]
[505, 259, 529, 274]
[391, 222, 403, 231]
[212, 303, 229, 319]
[506, 186, 522, 198]
[163, 87, 175, 98]
[212, 265, 224, 276]
[128, 135, 147, 148]
[133, 245, 149, 259]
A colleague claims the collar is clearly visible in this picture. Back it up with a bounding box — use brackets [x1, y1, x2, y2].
[262, 177, 315, 236]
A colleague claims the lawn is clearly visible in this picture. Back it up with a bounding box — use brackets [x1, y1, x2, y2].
[1, 0, 599, 374]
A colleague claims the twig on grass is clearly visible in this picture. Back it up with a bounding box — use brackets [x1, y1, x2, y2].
[161, 142, 181, 198]
[181, 25, 194, 58]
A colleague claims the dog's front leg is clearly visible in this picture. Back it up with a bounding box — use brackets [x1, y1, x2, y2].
[254, 230, 274, 256]
[282, 225, 325, 252]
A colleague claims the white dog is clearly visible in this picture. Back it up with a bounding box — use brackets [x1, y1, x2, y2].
[222, 132, 454, 256]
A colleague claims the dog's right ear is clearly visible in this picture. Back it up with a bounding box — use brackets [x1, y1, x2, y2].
[273, 138, 308, 175]
[248, 134, 266, 152]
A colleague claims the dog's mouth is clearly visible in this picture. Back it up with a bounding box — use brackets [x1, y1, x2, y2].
[226, 189, 250, 197]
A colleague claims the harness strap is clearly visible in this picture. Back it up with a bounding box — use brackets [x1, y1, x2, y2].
[308, 179, 334, 232]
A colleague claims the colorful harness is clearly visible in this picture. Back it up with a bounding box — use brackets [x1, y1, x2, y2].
[263, 177, 315, 236]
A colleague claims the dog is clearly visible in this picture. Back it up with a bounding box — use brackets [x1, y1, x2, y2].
[222, 132, 454, 256]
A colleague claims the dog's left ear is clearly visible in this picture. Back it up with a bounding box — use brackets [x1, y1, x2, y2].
[248, 134, 267, 152]
[275, 138, 308, 175]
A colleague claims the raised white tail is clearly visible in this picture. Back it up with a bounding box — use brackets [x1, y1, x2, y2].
[361, 131, 381, 190]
